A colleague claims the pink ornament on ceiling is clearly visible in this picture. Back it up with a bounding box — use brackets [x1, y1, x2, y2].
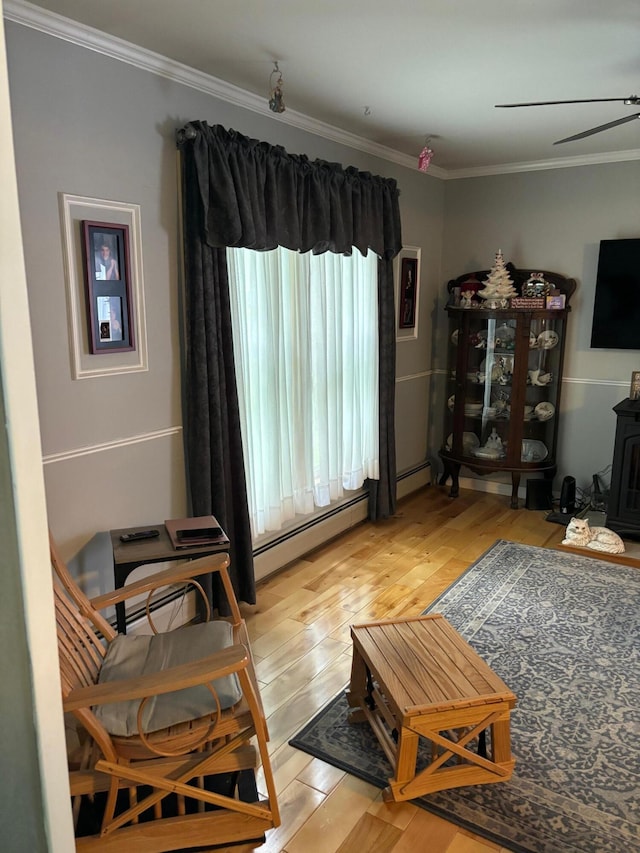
[418, 139, 434, 172]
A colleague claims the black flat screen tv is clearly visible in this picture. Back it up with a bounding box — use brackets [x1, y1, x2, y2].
[590, 238, 640, 350]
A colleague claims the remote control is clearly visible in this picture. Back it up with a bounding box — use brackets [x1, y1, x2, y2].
[119, 529, 160, 542]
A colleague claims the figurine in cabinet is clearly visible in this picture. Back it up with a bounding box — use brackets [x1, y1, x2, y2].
[485, 428, 502, 451]
[522, 272, 552, 298]
[528, 370, 553, 386]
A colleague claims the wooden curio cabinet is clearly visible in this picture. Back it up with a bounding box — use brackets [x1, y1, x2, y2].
[439, 267, 576, 508]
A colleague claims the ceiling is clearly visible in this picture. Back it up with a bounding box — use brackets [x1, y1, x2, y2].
[7, 0, 640, 175]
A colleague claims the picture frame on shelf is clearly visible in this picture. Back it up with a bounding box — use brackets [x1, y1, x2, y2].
[395, 245, 421, 340]
[630, 371, 640, 401]
[82, 220, 134, 353]
[546, 293, 566, 309]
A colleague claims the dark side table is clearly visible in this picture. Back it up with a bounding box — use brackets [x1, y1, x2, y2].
[109, 524, 229, 634]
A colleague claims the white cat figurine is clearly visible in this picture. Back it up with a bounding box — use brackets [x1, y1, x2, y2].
[562, 518, 625, 554]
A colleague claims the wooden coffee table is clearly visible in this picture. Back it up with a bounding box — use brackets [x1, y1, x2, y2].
[346, 614, 516, 802]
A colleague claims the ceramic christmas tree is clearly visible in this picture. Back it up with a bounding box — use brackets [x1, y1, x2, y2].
[478, 250, 517, 308]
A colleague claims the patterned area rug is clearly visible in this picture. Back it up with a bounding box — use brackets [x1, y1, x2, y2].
[289, 539, 640, 853]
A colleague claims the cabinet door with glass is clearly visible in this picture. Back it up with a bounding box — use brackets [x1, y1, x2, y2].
[440, 267, 575, 508]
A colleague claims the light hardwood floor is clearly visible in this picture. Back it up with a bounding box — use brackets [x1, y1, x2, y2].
[220, 485, 567, 853]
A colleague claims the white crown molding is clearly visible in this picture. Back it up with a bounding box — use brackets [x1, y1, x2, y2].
[4, 0, 639, 180]
[3, 0, 448, 177]
[446, 147, 640, 180]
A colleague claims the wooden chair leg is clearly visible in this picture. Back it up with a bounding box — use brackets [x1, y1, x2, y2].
[128, 786, 138, 823]
[72, 737, 95, 828]
[101, 777, 120, 835]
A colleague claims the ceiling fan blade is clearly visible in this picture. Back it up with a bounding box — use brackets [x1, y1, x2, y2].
[496, 96, 639, 108]
[554, 112, 640, 144]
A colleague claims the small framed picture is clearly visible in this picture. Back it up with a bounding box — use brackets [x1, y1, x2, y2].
[630, 371, 640, 401]
[399, 257, 418, 329]
[394, 246, 421, 341]
[546, 294, 566, 310]
[82, 220, 135, 353]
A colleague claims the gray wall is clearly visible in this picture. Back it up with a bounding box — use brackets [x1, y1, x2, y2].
[438, 164, 640, 498]
[6, 15, 638, 852]
[6, 21, 441, 564]
[6, 20, 639, 567]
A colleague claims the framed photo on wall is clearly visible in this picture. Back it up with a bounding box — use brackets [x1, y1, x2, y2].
[399, 257, 418, 329]
[395, 246, 421, 340]
[82, 220, 135, 353]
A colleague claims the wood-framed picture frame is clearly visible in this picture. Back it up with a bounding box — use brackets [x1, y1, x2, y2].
[60, 194, 147, 379]
[630, 370, 640, 401]
[395, 246, 421, 340]
[82, 221, 135, 353]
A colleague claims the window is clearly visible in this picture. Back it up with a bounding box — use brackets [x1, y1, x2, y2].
[227, 245, 379, 538]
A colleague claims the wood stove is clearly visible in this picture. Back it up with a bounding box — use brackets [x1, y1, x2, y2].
[606, 398, 640, 540]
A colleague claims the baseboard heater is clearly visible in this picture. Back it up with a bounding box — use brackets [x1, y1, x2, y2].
[252, 492, 365, 557]
[253, 461, 432, 582]
[124, 462, 431, 628]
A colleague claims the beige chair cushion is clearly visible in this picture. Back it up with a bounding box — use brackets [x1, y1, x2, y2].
[95, 621, 242, 737]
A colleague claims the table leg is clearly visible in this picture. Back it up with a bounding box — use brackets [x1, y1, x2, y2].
[510, 471, 521, 509]
[439, 459, 460, 498]
[114, 560, 138, 634]
[490, 715, 513, 765]
[449, 463, 460, 499]
[383, 726, 419, 802]
[346, 644, 368, 723]
[115, 603, 126, 634]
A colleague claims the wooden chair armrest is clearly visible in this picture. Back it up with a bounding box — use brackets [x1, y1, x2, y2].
[63, 643, 249, 713]
[90, 552, 237, 616]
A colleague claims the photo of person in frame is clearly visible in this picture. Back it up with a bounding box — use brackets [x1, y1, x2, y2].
[97, 296, 123, 342]
[94, 233, 120, 280]
[108, 299, 123, 341]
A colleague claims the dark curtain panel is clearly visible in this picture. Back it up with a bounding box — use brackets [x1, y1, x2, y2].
[178, 122, 403, 604]
[181, 147, 255, 614]
[368, 257, 398, 519]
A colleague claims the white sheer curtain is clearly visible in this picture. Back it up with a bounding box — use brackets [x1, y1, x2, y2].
[227, 245, 379, 538]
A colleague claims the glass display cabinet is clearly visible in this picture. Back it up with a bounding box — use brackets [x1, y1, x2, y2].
[439, 267, 576, 508]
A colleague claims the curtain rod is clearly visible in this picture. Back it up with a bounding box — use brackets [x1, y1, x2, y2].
[176, 125, 198, 146]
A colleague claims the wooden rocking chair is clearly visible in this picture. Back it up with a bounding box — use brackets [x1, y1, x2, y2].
[51, 534, 280, 852]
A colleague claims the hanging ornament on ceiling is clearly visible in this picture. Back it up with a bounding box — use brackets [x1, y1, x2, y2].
[418, 138, 434, 172]
[268, 61, 286, 113]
